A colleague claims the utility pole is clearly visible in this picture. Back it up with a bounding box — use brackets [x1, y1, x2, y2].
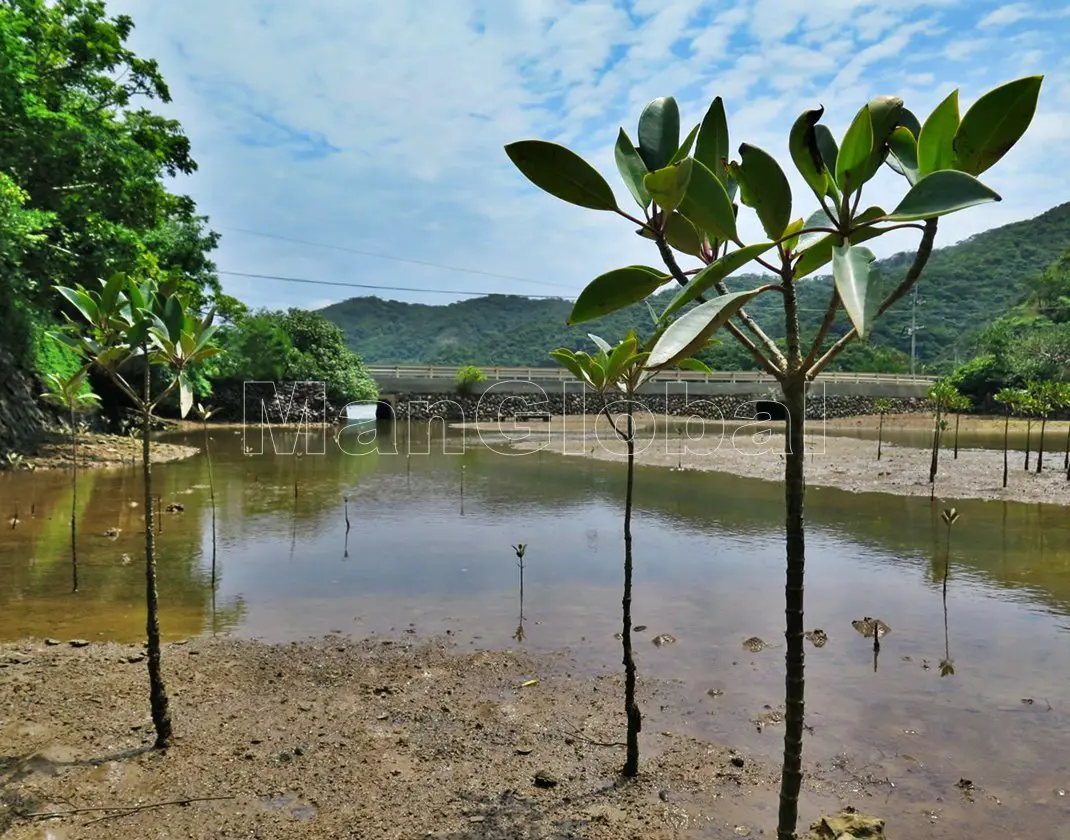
[907, 286, 924, 376]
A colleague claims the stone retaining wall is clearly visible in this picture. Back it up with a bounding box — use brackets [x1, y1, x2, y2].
[388, 391, 930, 421]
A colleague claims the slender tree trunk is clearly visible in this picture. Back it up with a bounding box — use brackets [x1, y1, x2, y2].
[621, 406, 640, 778]
[204, 421, 217, 586]
[777, 265, 807, 840]
[1063, 421, 1069, 471]
[1024, 420, 1032, 470]
[143, 358, 173, 749]
[1002, 414, 1009, 489]
[953, 413, 960, 459]
[777, 373, 807, 840]
[70, 406, 78, 593]
[876, 412, 884, 461]
[1036, 418, 1046, 474]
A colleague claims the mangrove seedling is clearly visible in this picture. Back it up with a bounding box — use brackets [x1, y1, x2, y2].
[927, 379, 960, 490]
[994, 388, 1020, 489]
[40, 368, 101, 593]
[507, 75, 1041, 837]
[513, 542, 527, 643]
[343, 495, 351, 558]
[1027, 381, 1056, 474]
[948, 391, 970, 460]
[54, 272, 220, 749]
[551, 332, 709, 778]
[194, 403, 218, 583]
[939, 508, 959, 676]
[872, 398, 892, 461]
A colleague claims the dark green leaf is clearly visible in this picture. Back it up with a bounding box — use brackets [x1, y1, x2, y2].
[99, 273, 126, 317]
[614, 128, 650, 208]
[729, 144, 792, 240]
[639, 212, 704, 257]
[953, 75, 1043, 176]
[669, 123, 700, 164]
[859, 95, 903, 184]
[835, 104, 873, 194]
[677, 158, 738, 245]
[832, 244, 881, 339]
[647, 288, 768, 369]
[815, 124, 838, 173]
[789, 106, 828, 199]
[885, 126, 920, 185]
[917, 90, 959, 176]
[661, 242, 775, 318]
[695, 97, 730, 183]
[638, 97, 681, 171]
[793, 206, 885, 279]
[550, 348, 587, 384]
[569, 266, 671, 324]
[505, 140, 618, 211]
[886, 170, 1000, 221]
[796, 208, 835, 251]
[644, 159, 692, 214]
[676, 358, 712, 373]
[898, 107, 922, 140]
[162, 296, 184, 342]
[57, 286, 98, 326]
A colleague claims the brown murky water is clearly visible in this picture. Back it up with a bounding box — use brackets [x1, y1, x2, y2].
[1, 422, 1068, 836]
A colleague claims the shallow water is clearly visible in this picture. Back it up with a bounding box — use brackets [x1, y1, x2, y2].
[1, 422, 1068, 835]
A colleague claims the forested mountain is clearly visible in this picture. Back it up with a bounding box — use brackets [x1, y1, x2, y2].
[321, 202, 1070, 372]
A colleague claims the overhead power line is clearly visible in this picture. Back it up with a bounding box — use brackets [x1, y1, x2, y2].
[215, 270, 567, 300]
[216, 225, 573, 290]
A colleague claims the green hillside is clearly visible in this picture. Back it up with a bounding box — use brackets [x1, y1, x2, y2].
[320, 202, 1070, 372]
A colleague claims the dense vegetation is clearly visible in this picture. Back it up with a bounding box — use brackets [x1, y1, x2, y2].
[321, 202, 1070, 371]
[0, 0, 375, 418]
[197, 308, 378, 405]
[947, 246, 1070, 406]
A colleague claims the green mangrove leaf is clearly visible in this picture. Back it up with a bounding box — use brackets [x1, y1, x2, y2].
[886, 170, 1000, 221]
[504, 140, 618, 211]
[569, 266, 672, 324]
[953, 75, 1043, 175]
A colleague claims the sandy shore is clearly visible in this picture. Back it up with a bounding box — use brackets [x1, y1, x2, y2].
[461, 414, 1069, 506]
[0, 636, 892, 840]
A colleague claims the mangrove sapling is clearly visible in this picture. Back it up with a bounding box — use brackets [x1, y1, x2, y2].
[507, 76, 1041, 837]
[949, 392, 970, 459]
[550, 333, 709, 778]
[194, 403, 218, 583]
[40, 369, 101, 593]
[513, 543, 527, 643]
[994, 388, 1019, 489]
[1028, 381, 1055, 474]
[927, 380, 960, 489]
[54, 272, 221, 750]
[872, 398, 892, 461]
[343, 496, 351, 559]
[939, 508, 959, 677]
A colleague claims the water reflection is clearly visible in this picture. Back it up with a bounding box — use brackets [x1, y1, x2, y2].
[1, 421, 1069, 830]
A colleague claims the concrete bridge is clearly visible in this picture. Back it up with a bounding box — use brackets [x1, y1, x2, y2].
[366, 365, 936, 400]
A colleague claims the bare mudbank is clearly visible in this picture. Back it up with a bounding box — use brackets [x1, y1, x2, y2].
[466, 415, 1068, 506]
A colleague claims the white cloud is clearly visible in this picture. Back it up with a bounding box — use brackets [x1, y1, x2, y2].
[102, 0, 1070, 321]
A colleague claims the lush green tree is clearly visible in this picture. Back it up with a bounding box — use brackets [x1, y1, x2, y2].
[927, 380, 960, 493]
[506, 75, 1040, 837]
[205, 308, 377, 405]
[0, 0, 224, 384]
[55, 272, 220, 750]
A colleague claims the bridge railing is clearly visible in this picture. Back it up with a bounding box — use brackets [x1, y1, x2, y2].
[365, 365, 937, 386]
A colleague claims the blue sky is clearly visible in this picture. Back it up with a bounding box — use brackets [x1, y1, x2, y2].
[107, 0, 1070, 311]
